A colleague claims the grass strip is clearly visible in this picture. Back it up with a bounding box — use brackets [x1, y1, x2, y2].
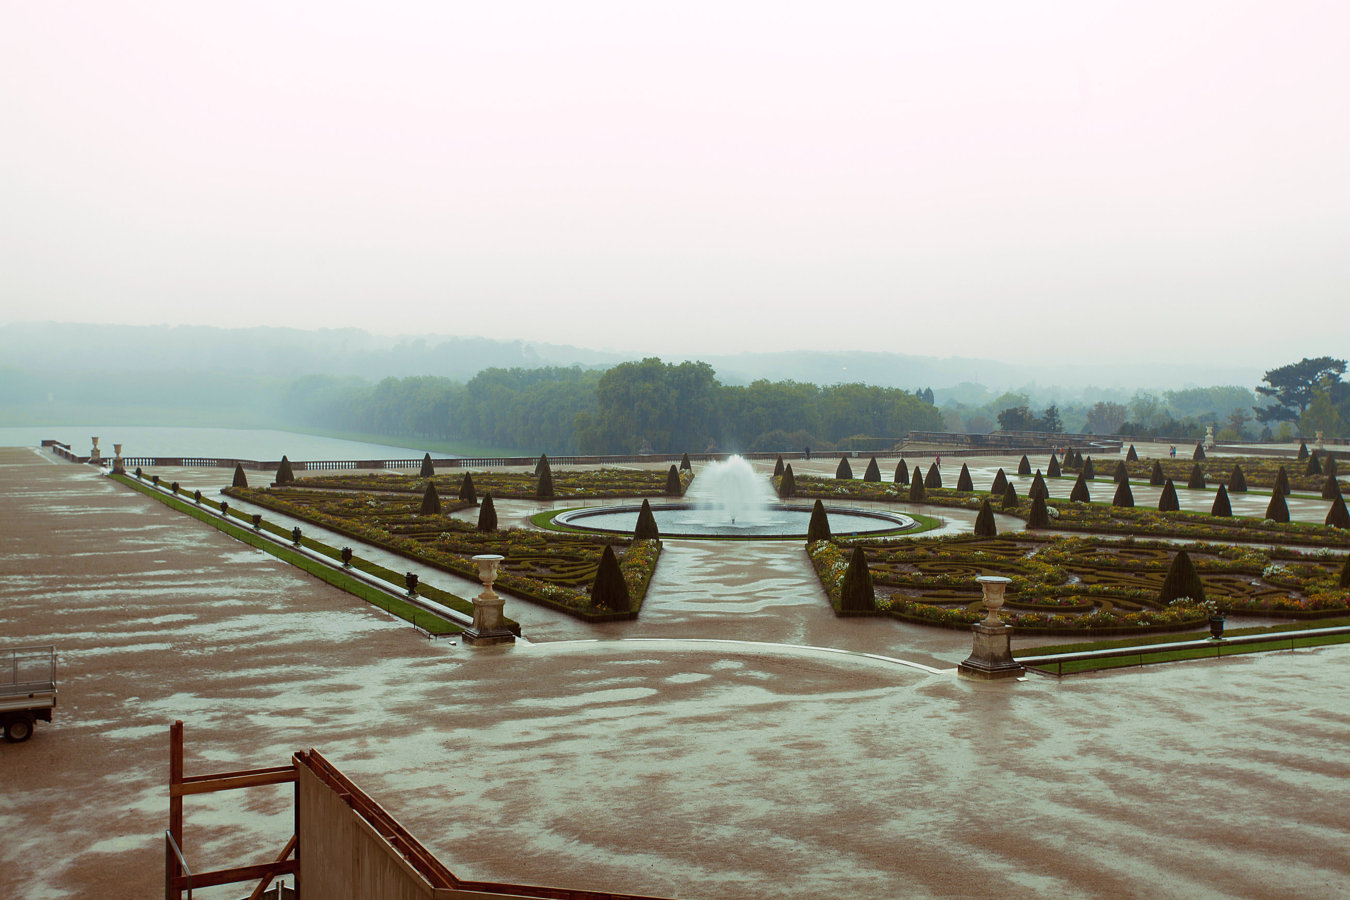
[113, 474, 462, 634]
[1039, 632, 1350, 675]
[530, 508, 943, 539]
[1017, 616, 1350, 657]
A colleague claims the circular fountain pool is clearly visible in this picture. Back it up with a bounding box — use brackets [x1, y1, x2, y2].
[553, 503, 916, 538]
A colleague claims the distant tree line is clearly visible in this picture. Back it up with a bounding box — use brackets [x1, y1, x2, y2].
[281, 358, 944, 454]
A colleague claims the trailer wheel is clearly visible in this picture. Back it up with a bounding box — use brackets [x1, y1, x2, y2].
[4, 715, 34, 743]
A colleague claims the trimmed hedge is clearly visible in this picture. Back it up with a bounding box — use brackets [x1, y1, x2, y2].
[836, 457, 854, 480]
[420, 481, 441, 515]
[478, 493, 498, 532]
[1160, 549, 1205, 604]
[1070, 472, 1091, 503]
[894, 459, 910, 486]
[1158, 479, 1180, 512]
[863, 457, 882, 482]
[925, 462, 942, 488]
[1211, 484, 1233, 518]
[990, 468, 1008, 496]
[806, 499, 832, 544]
[1112, 479, 1135, 508]
[956, 463, 974, 492]
[973, 498, 997, 537]
[635, 498, 660, 541]
[1018, 455, 1031, 476]
[276, 455, 295, 486]
[590, 544, 632, 612]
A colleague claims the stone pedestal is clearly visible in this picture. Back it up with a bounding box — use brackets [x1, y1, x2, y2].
[90, 436, 101, 462]
[1316, 430, 1325, 452]
[112, 443, 125, 474]
[958, 575, 1023, 680]
[1205, 425, 1216, 449]
[462, 554, 515, 646]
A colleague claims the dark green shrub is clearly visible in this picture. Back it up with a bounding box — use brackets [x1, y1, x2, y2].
[990, 468, 1008, 495]
[419, 453, 434, 478]
[276, 456, 295, 485]
[1149, 461, 1164, 486]
[1083, 457, 1096, 480]
[773, 456, 784, 477]
[1069, 472, 1090, 503]
[1324, 477, 1343, 501]
[1112, 479, 1134, 508]
[1047, 455, 1061, 478]
[839, 546, 876, 612]
[1229, 464, 1248, 492]
[1326, 493, 1350, 529]
[1114, 460, 1128, 483]
[1001, 482, 1018, 509]
[1186, 463, 1206, 490]
[863, 457, 881, 482]
[836, 457, 853, 479]
[1193, 442, 1206, 461]
[1298, 441, 1309, 460]
[459, 472, 477, 504]
[1341, 554, 1350, 588]
[1017, 455, 1031, 476]
[1158, 479, 1180, 512]
[779, 464, 796, 499]
[1029, 471, 1048, 500]
[635, 498, 660, 541]
[232, 464, 248, 488]
[1325, 455, 1338, 479]
[537, 459, 555, 499]
[1160, 550, 1205, 604]
[1127, 444, 1138, 462]
[535, 453, 549, 476]
[1306, 452, 1322, 476]
[420, 481, 441, 515]
[956, 464, 973, 492]
[1211, 484, 1233, 517]
[590, 544, 631, 612]
[925, 462, 942, 489]
[973, 498, 997, 537]
[909, 471, 926, 502]
[894, 459, 910, 485]
[1027, 494, 1049, 528]
[680, 452, 692, 472]
[1274, 466, 1291, 496]
[806, 499, 832, 544]
[1265, 490, 1289, 523]
[477, 493, 497, 532]
[665, 465, 682, 496]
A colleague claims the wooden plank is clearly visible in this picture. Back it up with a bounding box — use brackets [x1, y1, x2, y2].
[172, 769, 297, 796]
[245, 834, 298, 900]
[181, 764, 296, 784]
[169, 860, 297, 890]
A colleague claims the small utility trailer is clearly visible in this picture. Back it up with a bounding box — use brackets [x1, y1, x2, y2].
[1, 646, 58, 742]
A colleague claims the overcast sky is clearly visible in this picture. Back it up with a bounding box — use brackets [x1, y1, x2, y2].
[3, 2, 1347, 368]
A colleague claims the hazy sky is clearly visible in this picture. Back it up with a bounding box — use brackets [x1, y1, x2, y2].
[3, 2, 1348, 366]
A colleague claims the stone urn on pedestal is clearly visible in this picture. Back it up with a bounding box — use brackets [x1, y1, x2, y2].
[112, 443, 125, 474]
[462, 554, 516, 646]
[958, 575, 1024, 680]
[90, 436, 101, 462]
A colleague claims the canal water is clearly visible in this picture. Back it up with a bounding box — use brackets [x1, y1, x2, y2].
[0, 425, 456, 460]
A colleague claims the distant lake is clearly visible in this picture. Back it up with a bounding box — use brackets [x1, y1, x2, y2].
[0, 426, 457, 460]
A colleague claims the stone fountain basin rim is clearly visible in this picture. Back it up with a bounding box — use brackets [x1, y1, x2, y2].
[551, 502, 917, 539]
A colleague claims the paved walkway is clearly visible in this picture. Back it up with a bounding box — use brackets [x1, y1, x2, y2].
[3, 447, 1349, 899]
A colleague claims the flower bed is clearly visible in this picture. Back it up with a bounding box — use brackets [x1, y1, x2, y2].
[294, 467, 692, 499]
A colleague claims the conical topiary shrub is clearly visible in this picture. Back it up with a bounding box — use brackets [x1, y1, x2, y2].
[276, 455, 295, 485]
[1027, 494, 1049, 528]
[1001, 482, 1019, 510]
[836, 457, 853, 479]
[909, 471, 927, 502]
[665, 464, 682, 496]
[1212, 484, 1233, 517]
[459, 472, 477, 504]
[1326, 455, 1339, 479]
[1112, 460, 1127, 484]
[1325, 493, 1349, 529]
[973, 498, 997, 536]
[1341, 553, 1350, 587]
[1187, 463, 1206, 490]
[1158, 479, 1180, 512]
[863, 457, 881, 482]
[990, 468, 1008, 496]
[1150, 460, 1165, 486]
[1018, 455, 1032, 476]
[1274, 466, 1291, 496]
[589, 544, 631, 612]
[1112, 479, 1134, 508]
[1127, 444, 1139, 462]
[1047, 454, 1061, 478]
[1029, 471, 1048, 500]
[1160, 550, 1205, 604]
[1229, 464, 1247, 492]
[1265, 490, 1289, 523]
[806, 499, 832, 544]
[1193, 442, 1206, 461]
[634, 498, 660, 541]
[894, 459, 910, 485]
[925, 462, 942, 489]
[534, 453, 549, 476]
[779, 464, 796, 499]
[1070, 471, 1090, 503]
[1298, 441, 1309, 460]
[680, 452, 692, 472]
[477, 493, 497, 532]
[839, 546, 876, 612]
[1324, 476, 1343, 501]
[232, 463, 248, 488]
[956, 464, 973, 492]
[420, 453, 434, 478]
[420, 481, 441, 515]
[536, 458, 555, 499]
[1306, 452, 1322, 476]
[773, 455, 784, 477]
[1083, 457, 1096, 480]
